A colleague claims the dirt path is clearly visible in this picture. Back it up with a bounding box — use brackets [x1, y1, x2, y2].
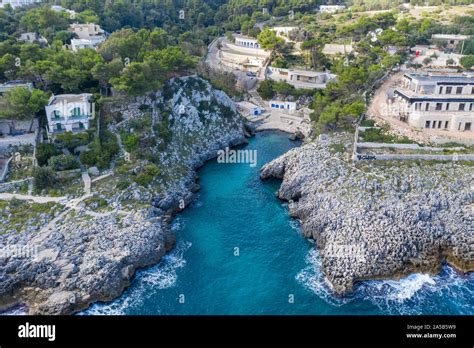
[367, 72, 434, 144]
[0, 193, 66, 204]
[367, 72, 474, 145]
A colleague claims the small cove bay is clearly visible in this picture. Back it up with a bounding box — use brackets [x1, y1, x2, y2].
[83, 131, 473, 315]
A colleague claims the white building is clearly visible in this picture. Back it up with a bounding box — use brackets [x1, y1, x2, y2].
[218, 35, 270, 72]
[233, 34, 260, 49]
[51, 5, 76, 17]
[267, 67, 335, 89]
[237, 101, 262, 117]
[0, 81, 33, 94]
[45, 94, 94, 136]
[70, 39, 101, 52]
[272, 26, 298, 39]
[319, 5, 346, 14]
[68, 23, 107, 51]
[0, 0, 40, 9]
[269, 100, 296, 114]
[393, 73, 474, 132]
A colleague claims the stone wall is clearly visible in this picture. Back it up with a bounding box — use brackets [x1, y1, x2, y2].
[356, 153, 474, 161]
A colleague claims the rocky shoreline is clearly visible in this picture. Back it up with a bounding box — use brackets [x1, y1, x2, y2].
[260, 133, 473, 295]
[0, 77, 247, 314]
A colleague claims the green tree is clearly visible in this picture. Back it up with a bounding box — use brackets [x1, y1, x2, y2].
[460, 55, 474, 69]
[257, 28, 283, 50]
[48, 154, 79, 171]
[110, 62, 154, 96]
[35, 143, 58, 167]
[257, 80, 275, 99]
[0, 88, 49, 131]
[32, 166, 56, 191]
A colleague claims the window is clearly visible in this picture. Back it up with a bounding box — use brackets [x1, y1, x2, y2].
[446, 103, 450, 111]
[437, 121, 442, 129]
[459, 103, 465, 111]
[439, 86, 443, 94]
[446, 87, 452, 94]
[470, 103, 473, 111]
[435, 103, 442, 110]
[425, 121, 431, 128]
[52, 110, 61, 119]
[456, 87, 463, 94]
[471, 87, 474, 94]
[71, 107, 81, 116]
[465, 123, 472, 131]
[444, 121, 449, 129]
[415, 103, 419, 111]
[425, 103, 429, 111]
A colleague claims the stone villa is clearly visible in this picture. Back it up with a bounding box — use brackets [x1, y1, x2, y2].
[392, 73, 474, 132]
[45, 94, 94, 136]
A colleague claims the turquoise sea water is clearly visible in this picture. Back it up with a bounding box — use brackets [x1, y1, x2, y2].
[84, 131, 473, 315]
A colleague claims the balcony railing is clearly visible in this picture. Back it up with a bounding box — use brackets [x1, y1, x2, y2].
[68, 114, 92, 120]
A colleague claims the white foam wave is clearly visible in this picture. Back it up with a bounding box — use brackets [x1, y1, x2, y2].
[297, 247, 474, 314]
[171, 217, 185, 232]
[1, 306, 27, 316]
[81, 239, 192, 315]
[296, 248, 352, 307]
[289, 219, 301, 231]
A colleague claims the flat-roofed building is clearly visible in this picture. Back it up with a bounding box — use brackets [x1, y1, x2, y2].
[69, 23, 105, 40]
[0, 81, 33, 94]
[237, 101, 263, 117]
[269, 100, 296, 113]
[267, 67, 335, 89]
[45, 94, 94, 136]
[68, 23, 107, 51]
[18, 32, 48, 46]
[233, 34, 260, 49]
[70, 38, 103, 52]
[431, 34, 471, 50]
[392, 73, 474, 132]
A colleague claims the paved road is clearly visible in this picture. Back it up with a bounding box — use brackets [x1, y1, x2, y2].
[206, 37, 261, 91]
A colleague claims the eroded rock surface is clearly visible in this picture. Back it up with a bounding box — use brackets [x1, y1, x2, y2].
[261, 133, 473, 294]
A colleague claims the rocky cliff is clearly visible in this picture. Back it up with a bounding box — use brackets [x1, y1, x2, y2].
[260, 133, 473, 295]
[0, 76, 246, 314]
